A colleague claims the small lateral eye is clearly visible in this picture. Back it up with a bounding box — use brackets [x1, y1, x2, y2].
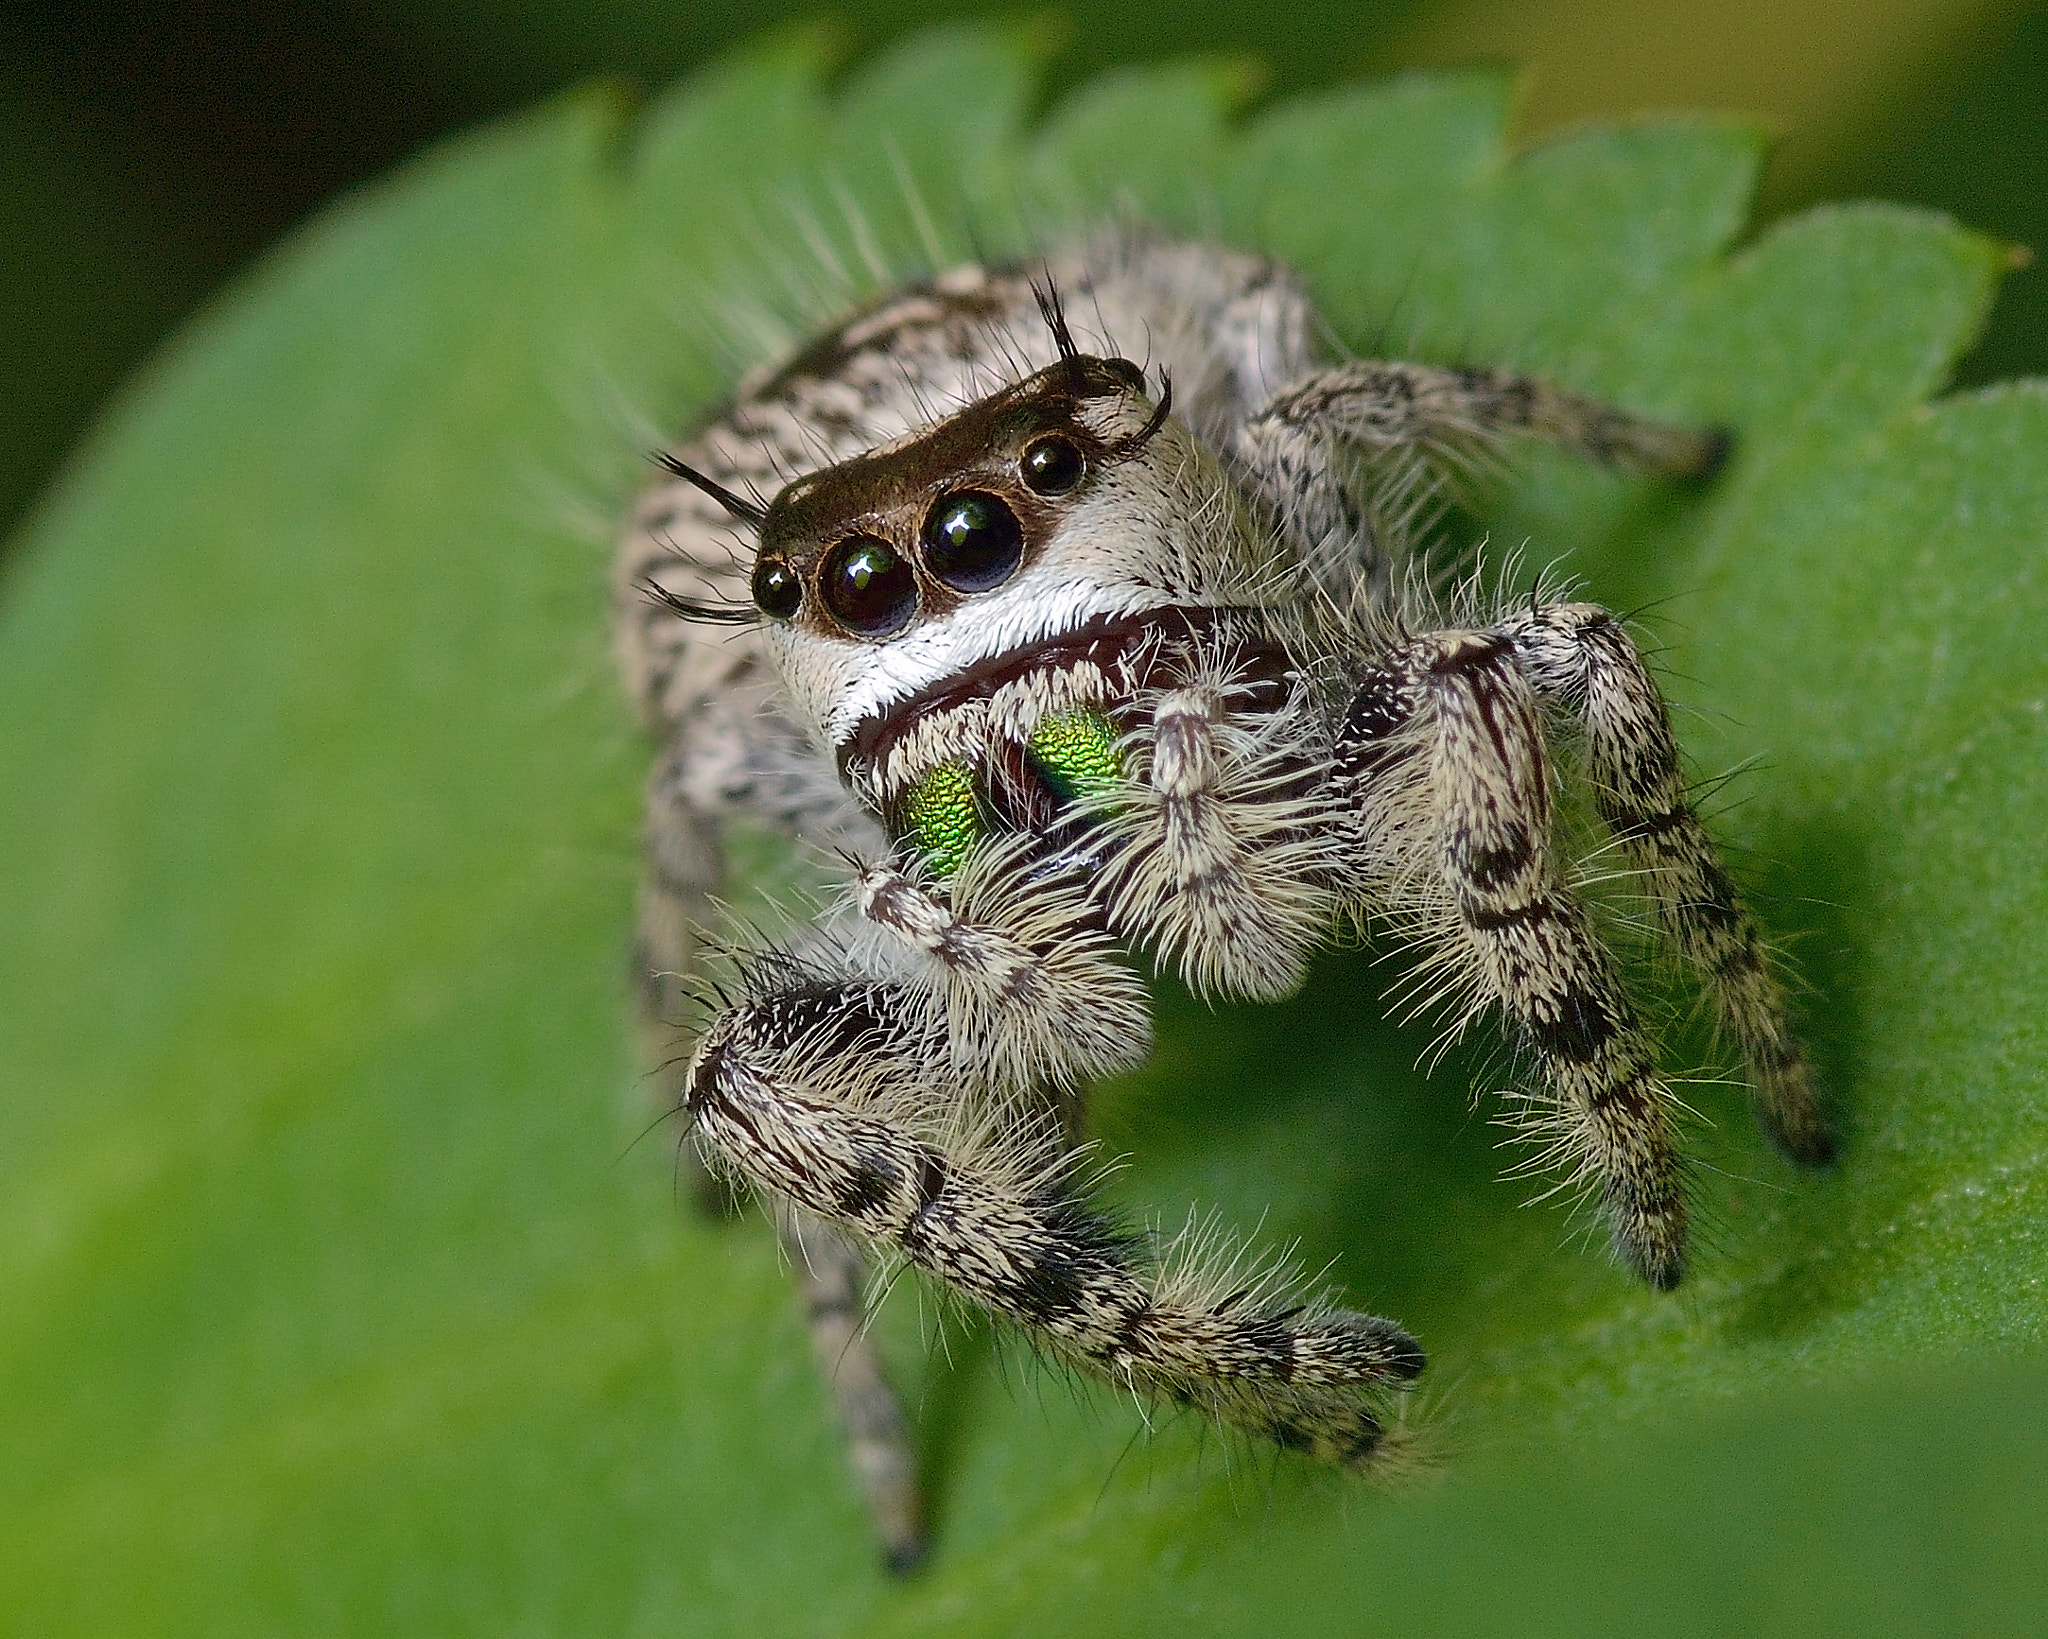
[1101, 357, 1146, 391]
[1020, 434, 1086, 497]
[922, 490, 1025, 592]
[821, 534, 918, 637]
[751, 557, 802, 621]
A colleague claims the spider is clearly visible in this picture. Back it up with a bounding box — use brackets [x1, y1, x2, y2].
[614, 230, 1832, 1571]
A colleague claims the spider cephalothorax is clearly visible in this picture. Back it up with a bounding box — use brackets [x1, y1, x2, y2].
[616, 230, 1830, 1572]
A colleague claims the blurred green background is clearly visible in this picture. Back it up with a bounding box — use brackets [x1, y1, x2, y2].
[4, 0, 2048, 540]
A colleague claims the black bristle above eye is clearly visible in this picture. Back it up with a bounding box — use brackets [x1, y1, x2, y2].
[1032, 275, 1088, 394]
[1125, 370, 1174, 452]
[640, 576, 761, 627]
[650, 450, 769, 528]
[1032, 276, 1081, 363]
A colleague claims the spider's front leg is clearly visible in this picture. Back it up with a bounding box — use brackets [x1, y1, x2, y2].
[686, 845, 1424, 1554]
[1500, 602, 1833, 1164]
[1335, 629, 1690, 1287]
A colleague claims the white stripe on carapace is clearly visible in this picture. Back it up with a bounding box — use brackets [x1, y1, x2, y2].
[773, 564, 1178, 751]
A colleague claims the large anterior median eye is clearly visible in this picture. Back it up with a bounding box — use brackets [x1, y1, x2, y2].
[922, 490, 1024, 592]
[821, 534, 918, 637]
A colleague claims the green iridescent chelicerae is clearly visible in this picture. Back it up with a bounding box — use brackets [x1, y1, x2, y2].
[899, 709, 1123, 876]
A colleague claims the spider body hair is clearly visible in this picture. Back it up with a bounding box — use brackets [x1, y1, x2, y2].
[614, 227, 1826, 1569]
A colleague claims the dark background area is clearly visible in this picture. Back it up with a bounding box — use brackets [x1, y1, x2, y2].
[5, 0, 2046, 542]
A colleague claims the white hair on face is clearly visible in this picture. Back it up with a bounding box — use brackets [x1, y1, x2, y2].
[782, 571, 1171, 751]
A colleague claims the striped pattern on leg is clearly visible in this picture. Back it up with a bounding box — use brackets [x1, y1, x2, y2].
[1503, 603, 1833, 1165]
[1340, 632, 1689, 1288]
[776, 1208, 926, 1574]
[685, 972, 1422, 1470]
[1234, 361, 1728, 589]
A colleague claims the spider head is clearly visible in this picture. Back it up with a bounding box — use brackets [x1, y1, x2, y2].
[732, 348, 1283, 756]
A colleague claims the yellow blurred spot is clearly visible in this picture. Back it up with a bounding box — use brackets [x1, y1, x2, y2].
[1388, 0, 2020, 201]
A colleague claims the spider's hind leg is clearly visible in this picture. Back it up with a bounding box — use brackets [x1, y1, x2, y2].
[635, 734, 739, 1215]
[633, 694, 923, 1564]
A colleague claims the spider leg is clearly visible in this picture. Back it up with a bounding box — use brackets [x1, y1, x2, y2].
[1501, 602, 1833, 1163]
[1098, 669, 1341, 1003]
[634, 735, 738, 1214]
[635, 689, 879, 1189]
[1234, 361, 1725, 587]
[775, 1206, 925, 1573]
[852, 842, 1153, 1099]
[1337, 629, 1689, 1288]
[685, 936, 1423, 1496]
[636, 726, 923, 1573]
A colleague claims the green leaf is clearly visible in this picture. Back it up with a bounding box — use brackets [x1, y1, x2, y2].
[4, 25, 2045, 1634]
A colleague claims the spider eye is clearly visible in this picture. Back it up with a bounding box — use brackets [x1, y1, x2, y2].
[1020, 434, 1086, 497]
[751, 557, 802, 621]
[922, 490, 1024, 593]
[1101, 357, 1146, 391]
[821, 534, 918, 637]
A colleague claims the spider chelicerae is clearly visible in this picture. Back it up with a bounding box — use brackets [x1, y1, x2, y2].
[614, 230, 1832, 1571]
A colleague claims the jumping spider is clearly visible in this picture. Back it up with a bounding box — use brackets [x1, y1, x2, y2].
[615, 231, 1832, 1570]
